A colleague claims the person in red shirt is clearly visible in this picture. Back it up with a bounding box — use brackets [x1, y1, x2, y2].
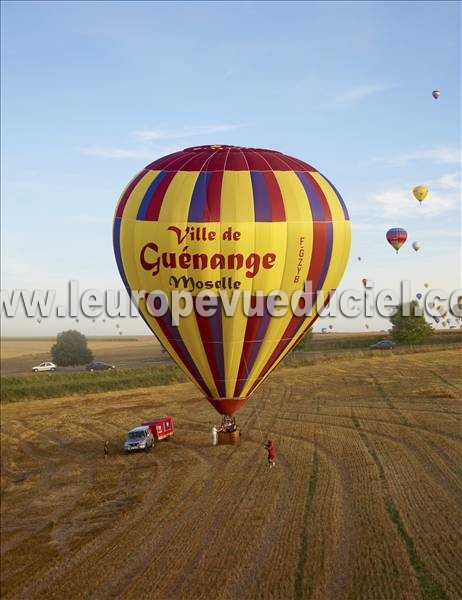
[265, 440, 276, 468]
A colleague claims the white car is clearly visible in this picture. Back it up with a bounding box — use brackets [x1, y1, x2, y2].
[32, 362, 57, 372]
[124, 426, 154, 453]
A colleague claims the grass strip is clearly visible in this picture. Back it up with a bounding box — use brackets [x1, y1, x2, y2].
[1, 366, 186, 403]
[294, 448, 319, 600]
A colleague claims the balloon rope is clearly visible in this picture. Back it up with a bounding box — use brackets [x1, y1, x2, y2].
[253, 399, 265, 443]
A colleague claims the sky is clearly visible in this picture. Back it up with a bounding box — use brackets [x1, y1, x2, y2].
[1, 0, 461, 336]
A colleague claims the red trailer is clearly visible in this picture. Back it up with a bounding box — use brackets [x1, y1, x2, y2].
[142, 417, 174, 441]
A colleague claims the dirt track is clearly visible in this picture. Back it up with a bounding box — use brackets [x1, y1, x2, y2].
[1, 349, 461, 599]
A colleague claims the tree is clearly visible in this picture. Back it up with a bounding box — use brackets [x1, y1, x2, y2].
[293, 328, 314, 351]
[51, 330, 93, 366]
[389, 301, 433, 345]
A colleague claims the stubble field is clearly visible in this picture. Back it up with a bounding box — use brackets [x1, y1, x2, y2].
[1, 349, 461, 600]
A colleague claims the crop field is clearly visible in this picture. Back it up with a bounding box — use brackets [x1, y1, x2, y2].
[0, 337, 146, 360]
[0, 337, 164, 376]
[1, 349, 461, 599]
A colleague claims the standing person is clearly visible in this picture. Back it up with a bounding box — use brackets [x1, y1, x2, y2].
[104, 440, 109, 459]
[210, 425, 218, 446]
[264, 440, 276, 468]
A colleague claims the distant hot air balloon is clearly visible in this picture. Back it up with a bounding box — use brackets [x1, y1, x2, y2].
[424, 282, 429, 288]
[386, 228, 407, 253]
[432, 90, 441, 99]
[75, 318, 79, 323]
[412, 241, 421, 252]
[116, 324, 120, 329]
[433, 316, 440, 324]
[365, 323, 369, 329]
[114, 145, 351, 417]
[413, 186, 428, 204]
[102, 319, 106, 323]
[329, 325, 333, 330]
[357, 256, 361, 261]
[416, 293, 422, 300]
[442, 320, 447, 328]
[362, 278, 368, 288]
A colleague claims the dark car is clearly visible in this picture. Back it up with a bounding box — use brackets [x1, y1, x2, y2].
[370, 340, 395, 350]
[86, 361, 115, 371]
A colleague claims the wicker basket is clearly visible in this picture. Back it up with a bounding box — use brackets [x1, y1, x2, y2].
[217, 429, 240, 445]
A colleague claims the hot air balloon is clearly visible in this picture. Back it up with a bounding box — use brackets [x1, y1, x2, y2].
[442, 320, 447, 328]
[412, 241, 421, 252]
[386, 228, 407, 253]
[114, 145, 351, 418]
[432, 90, 440, 99]
[329, 325, 333, 330]
[357, 256, 361, 261]
[413, 186, 428, 204]
[362, 278, 367, 288]
[365, 323, 369, 329]
[116, 324, 120, 329]
[416, 293, 422, 300]
[424, 282, 429, 288]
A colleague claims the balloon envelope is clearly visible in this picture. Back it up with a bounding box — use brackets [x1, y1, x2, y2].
[114, 145, 351, 415]
[412, 241, 421, 251]
[386, 228, 407, 253]
[432, 90, 441, 99]
[413, 186, 428, 203]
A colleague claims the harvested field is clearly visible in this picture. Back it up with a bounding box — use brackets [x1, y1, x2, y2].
[1, 349, 461, 599]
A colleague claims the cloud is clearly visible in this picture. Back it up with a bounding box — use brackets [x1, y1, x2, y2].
[78, 146, 155, 160]
[370, 178, 459, 218]
[384, 146, 460, 168]
[63, 215, 108, 225]
[335, 83, 394, 104]
[132, 124, 242, 141]
[352, 221, 384, 233]
[431, 172, 460, 190]
[78, 123, 244, 161]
